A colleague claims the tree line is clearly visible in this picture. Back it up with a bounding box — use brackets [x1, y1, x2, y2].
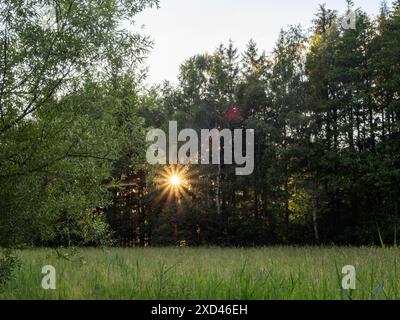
[107, 1, 400, 247]
[1, 0, 399, 250]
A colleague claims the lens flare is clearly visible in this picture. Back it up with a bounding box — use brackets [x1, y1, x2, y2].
[169, 175, 182, 186]
[155, 165, 194, 204]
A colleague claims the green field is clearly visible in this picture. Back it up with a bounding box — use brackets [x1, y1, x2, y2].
[1, 247, 399, 300]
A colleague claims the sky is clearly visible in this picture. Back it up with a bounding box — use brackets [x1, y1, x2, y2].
[135, 0, 388, 85]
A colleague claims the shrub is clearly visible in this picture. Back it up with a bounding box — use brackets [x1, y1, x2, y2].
[0, 250, 20, 291]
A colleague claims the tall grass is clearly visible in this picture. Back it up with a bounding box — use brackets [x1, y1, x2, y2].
[0, 247, 399, 300]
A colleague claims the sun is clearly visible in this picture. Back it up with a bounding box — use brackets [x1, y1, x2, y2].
[169, 175, 182, 186]
[155, 165, 193, 204]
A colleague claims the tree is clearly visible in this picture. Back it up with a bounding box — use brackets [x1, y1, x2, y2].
[0, 0, 158, 247]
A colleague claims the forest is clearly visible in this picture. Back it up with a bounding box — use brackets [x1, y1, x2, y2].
[0, 0, 400, 257]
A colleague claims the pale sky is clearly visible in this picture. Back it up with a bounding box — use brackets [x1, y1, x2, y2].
[135, 0, 388, 85]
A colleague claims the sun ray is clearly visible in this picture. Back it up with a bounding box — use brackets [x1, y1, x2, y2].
[155, 165, 195, 205]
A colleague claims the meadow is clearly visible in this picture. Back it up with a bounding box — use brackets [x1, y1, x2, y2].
[1, 247, 399, 300]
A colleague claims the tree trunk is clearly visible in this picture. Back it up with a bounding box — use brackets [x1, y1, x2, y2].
[216, 161, 221, 215]
[311, 183, 320, 243]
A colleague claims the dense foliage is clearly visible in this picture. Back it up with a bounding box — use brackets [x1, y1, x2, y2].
[107, 1, 400, 247]
[0, 0, 158, 248]
[1, 1, 399, 251]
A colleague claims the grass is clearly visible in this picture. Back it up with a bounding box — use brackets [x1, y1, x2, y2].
[0, 247, 399, 300]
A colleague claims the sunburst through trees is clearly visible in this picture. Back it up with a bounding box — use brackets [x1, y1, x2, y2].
[156, 165, 194, 204]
